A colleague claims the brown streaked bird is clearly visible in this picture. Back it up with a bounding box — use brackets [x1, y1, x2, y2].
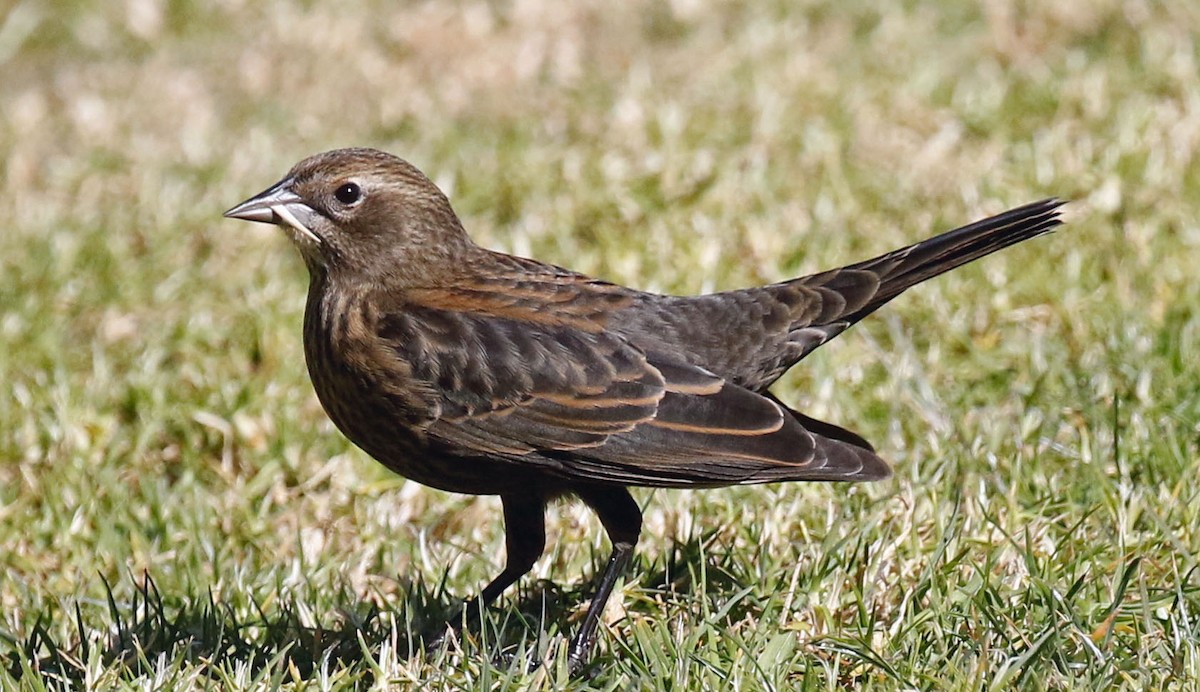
[225, 147, 1063, 672]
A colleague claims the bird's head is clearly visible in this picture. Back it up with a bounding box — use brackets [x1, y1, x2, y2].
[225, 148, 475, 284]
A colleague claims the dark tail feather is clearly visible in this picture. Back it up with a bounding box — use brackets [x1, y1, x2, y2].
[843, 198, 1065, 323]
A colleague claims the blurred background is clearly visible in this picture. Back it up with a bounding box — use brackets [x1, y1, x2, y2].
[1, 0, 1197, 687]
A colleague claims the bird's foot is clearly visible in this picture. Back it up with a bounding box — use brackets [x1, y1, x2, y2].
[422, 621, 458, 657]
[424, 617, 549, 675]
[423, 603, 600, 677]
[566, 631, 598, 678]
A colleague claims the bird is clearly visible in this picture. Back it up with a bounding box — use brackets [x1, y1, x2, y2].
[224, 147, 1064, 673]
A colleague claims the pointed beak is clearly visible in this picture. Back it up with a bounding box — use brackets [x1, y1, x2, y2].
[224, 178, 322, 245]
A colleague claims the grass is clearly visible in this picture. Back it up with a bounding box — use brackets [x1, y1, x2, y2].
[2, 0, 1198, 688]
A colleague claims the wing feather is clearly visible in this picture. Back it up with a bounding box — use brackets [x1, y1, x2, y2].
[378, 280, 889, 486]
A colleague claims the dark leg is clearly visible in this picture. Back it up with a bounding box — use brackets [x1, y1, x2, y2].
[426, 493, 546, 652]
[478, 494, 548, 604]
[568, 486, 642, 674]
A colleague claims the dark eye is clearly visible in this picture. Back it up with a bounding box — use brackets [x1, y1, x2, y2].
[334, 182, 361, 205]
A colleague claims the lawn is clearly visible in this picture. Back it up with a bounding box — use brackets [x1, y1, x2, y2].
[2, 0, 1198, 689]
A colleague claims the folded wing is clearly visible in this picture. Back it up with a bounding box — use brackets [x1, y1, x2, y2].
[377, 281, 889, 487]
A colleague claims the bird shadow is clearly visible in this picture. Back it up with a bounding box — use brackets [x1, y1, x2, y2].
[415, 525, 748, 666]
[4, 533, 742, 685]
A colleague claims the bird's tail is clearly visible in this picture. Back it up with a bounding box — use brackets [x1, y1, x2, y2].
[820, 198, 1065, 326]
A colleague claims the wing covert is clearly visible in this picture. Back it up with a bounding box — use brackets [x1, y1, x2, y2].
[374, 281, 889, 487]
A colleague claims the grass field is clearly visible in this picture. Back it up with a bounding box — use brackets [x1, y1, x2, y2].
[2, 0, 1198, 688]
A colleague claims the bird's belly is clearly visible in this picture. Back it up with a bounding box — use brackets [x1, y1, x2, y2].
[301, 342, 435, 477]
[306, 358, 544, 495]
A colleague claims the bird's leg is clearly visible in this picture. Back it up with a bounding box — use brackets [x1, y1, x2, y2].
[568, 486, 642, 674]
[425, 493, 546, 653]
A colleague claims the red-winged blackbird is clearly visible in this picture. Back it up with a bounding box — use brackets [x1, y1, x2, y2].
[225, 148, 1063, 672]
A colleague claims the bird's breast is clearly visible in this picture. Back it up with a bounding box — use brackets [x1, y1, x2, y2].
[301, 287, 439, 471]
